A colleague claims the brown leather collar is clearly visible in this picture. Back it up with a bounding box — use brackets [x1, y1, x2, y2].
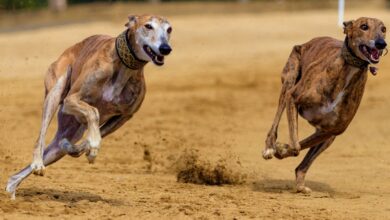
[116, 29, 147, 70]
[341, 38, 369, 69]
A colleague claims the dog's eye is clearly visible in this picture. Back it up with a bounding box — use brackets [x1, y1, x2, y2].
[144, 24, 153, 30]
[382, 26, 387, 33]
[167, 27, 172, 34]
[360, 24, 369, 31]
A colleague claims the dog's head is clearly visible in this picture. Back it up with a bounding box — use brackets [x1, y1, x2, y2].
[125, 15, 172, 66]
[343, 17, 387, 64]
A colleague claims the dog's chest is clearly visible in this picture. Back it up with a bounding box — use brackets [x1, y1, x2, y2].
[299, 68, 366, 128]
[100, 73, 145, 116]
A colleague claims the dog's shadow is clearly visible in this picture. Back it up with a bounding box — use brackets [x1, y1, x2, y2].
[18, 187, 123, 205]
[252, 178, 335, 195]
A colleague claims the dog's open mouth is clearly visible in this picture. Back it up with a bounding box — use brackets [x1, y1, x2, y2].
[359, 45, 382, 64]
[143, 45, 164, 66]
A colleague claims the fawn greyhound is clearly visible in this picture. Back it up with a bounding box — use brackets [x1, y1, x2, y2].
[6, 15, 173, 199]
[263, 17, 387, 193]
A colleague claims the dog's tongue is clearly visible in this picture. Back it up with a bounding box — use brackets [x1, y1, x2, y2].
[371, 49, 380, 60]
[369, 66, 378, 76]
[157, 55, 164, 62]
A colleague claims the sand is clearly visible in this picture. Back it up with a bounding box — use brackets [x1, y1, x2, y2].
[1, 3, 390, 219]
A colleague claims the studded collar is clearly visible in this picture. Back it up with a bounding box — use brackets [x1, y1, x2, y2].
[115, 29, 147, 70]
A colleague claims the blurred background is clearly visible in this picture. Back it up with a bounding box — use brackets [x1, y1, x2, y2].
[0, 0, 389, 30]
[1, 0, 390, 219]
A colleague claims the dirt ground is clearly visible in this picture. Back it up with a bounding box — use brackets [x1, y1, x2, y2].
[1, 3, 390, 219]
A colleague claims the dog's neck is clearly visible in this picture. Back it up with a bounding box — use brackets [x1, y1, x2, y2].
[342, 37, 369, 69]
[116, 29, 147, 70]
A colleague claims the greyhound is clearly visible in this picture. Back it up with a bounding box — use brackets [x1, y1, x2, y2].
[6, 14, 173, 199]
[263, 17, 387, 193]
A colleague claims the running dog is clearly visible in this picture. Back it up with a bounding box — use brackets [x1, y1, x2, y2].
[263, 17, 387, 193]
[6, 14, 173, 199]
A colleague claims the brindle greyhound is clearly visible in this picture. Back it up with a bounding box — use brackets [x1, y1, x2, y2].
[6, 15, 173, 199]
[263, 17, 387, 193]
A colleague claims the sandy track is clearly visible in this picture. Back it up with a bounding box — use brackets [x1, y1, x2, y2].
[1, 6, 390, 219]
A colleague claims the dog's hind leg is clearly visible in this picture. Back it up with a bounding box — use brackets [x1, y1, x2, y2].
[263, 45, 301, 160]
[295, 136, 335, 194]
[6, 108, 84, 199]
[6, 140, 69, 200]
[31, 66, 71, 176]
[285, 89, 300, 156]
[263, 81, 288, 159]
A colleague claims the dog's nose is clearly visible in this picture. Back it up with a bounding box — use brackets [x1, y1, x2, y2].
[159, 44, 172, 55]
[375, 38, 387, 50]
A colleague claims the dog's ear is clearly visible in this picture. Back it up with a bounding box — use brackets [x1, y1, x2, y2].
[125, 15, 138, 28]
[343, 20, 354, 35]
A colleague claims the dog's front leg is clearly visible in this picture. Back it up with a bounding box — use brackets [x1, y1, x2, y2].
[62, 94, 101, 163]
[295, 136, 335, 193]
[60, 115, 130, 157]
[299, 130, 333, 151]
[100, 115, 132, 138]
[273, 130, 333, 159]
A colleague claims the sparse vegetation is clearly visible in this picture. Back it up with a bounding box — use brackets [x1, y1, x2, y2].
[0, 0, 47, 10]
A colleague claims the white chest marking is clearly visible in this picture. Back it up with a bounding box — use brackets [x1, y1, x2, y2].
[319, 69, 359, 114]
[102, 85, 115, 102]
[102, 69, 136, 103]
[320, 91, 345, 114]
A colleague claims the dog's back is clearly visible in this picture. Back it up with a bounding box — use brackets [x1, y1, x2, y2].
[299, 37, 343, 69]
[44, 35, 114, 95]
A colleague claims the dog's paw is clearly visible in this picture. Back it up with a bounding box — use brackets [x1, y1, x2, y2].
[31, 160, 45, 176]
[296, 185, 312, 194]
[273, 142, 289, 159]
[262, 148, 275, 160]
[86, 147, 99, 164]
[6, 179, 17, 200]
[85, 136, 101, 164]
